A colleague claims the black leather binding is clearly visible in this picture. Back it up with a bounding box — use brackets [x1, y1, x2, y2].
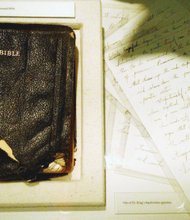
[0, 23, 76, 181]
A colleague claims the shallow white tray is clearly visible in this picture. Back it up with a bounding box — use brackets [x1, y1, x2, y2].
[0, 0, 104, 209]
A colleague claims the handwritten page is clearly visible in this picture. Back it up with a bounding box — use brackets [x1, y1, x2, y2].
[106, 66, 182, 186]
[106, 61, 171, 178]
[106, 91, 131, 166]
[105, 0, 190, 203]
[102, 0, 145, 38]
[106, 88, 190, 213]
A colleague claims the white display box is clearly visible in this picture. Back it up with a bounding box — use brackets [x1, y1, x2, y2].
[0, 0, 105, 209]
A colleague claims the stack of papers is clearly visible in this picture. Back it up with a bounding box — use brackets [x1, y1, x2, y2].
[102, 0, 190, 214]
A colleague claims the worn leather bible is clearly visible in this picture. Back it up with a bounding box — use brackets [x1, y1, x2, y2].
[0, 23, 76, 181]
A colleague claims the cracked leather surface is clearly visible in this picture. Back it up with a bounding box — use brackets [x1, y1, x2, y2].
[0, 23, 76, 181]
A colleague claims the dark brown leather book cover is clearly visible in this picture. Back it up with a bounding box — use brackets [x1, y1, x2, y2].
[0, 23, 76, 181]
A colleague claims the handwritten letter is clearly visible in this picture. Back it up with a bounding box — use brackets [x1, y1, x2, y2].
[105, 0, 190, 201]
